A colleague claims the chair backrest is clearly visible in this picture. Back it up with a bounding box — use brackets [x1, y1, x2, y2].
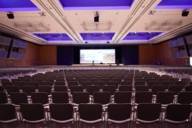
[49, 103, 73, 121]
[102, 86, 116, 94]
[114, 92, 132, 103]
[21, 86, 36, 94]
[0, 92, 7, 104]
[79, 104, 103, 121]
[5, 86, 20, 93]
[0, 86, 4, 92]
[135, 81, 145, 86]
[38, 81, 53, 86]
[68, 81, 78, 86]
[85, 86, 100, 94]
[165, 104, 191, 122]
[54, 86, 68, 92]
[38, 85, 52, 93]
[119, 86, 132, 91]
[108, 103, 132, 121]
[93, 92, 111, 104]
[20, 103, 45, 122]
[0, 104, 17, 122]
[151, 86, 168, 93]
[1, 79, 12, 86]
[31, 92, 49, 104]
[135, 92, 153, 103]
[51, 92, 69, 103]
[55, 81, 65, 86]
[69, 86, 83, 92]
[178, 92, 192, 104]
[137, 103, 161, 122]
[168, 85, 184, 92]
[72, 92, 90, 104]
[185, 86, 192, 92]
[135, 86, 149, 91]
[156, 92, 174, 104]
[10, 92, 28, 105]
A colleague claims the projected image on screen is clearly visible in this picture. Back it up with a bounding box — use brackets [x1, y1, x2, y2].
[80, 49, 115, 64]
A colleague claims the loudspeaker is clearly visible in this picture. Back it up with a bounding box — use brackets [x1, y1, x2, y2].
[94, 11, 99, 22]
[7, 12, 14, 19]
[182, 10, 189, 17]
[94, 15, 99, 22]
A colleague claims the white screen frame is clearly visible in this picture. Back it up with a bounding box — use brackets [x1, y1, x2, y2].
[190, 57, 192, 66]
[80, 49, 116, 64]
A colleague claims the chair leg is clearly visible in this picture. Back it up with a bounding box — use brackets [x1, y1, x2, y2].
[161, 121, 164, 128]
[128, 122, 131, 128]
[104, 121, 107, 128]
[76, 121, 80, 128]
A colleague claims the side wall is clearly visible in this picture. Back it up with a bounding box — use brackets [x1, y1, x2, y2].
[0, 43, 39, 67]
[0, 41, 188, 67]
[139, 42, 187, 66]
[0, 43, 57, 67]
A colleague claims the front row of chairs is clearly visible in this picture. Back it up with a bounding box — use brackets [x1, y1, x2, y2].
[0, 103, 191, 128]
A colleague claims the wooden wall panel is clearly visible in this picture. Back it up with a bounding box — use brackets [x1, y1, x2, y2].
[139, 44, 156, 65]
[38, 46, 57, 65]
[0, 40, 188, 67]
[155, 42, 187, 66]
[0, 43, 39, 67]
[139, 42, 187, 66]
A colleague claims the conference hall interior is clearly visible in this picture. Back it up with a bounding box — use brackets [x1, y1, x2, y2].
[0, 0, 192, 128]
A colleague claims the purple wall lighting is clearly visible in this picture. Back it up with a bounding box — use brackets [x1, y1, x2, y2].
[123, 32, 162, 40]
[0, 0, 39, 12]
[34, 33, 72, 41]
[80, 33, 115, 41]
[157, 0, 192, 9]
[59, 0, 134, 10]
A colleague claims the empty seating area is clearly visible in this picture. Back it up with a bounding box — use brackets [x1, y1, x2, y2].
[0, 69, 35, 77]
[1, 0, 192, 127]
[165, 69, 192, 75]
[0, 68, 192, 128]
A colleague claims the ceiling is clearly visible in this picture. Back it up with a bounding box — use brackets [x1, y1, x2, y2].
[0, 0, 192, 45]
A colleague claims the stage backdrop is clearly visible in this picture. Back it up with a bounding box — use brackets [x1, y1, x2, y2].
[57, 45, 139, 65]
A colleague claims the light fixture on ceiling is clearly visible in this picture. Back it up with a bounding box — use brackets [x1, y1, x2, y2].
[149, 10, 156, 15]
[182, 9, 189, 17]
[7, 12, 14, 19]
[39, 12, 46, 17]
[94, 11, 99, 22]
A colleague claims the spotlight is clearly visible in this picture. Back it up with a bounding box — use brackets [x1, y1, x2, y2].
[7, 12, 14, 19]
[182, 9, 189, 17]
[94, 11, 99, 22]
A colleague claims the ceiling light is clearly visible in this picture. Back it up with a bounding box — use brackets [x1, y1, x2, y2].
[7, 12, 14, 19]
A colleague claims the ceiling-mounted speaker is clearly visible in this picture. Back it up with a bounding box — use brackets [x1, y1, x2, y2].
[7, 12, 14, 19]
[182, 9, 189, 17]
[94, 11, 99, 22]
